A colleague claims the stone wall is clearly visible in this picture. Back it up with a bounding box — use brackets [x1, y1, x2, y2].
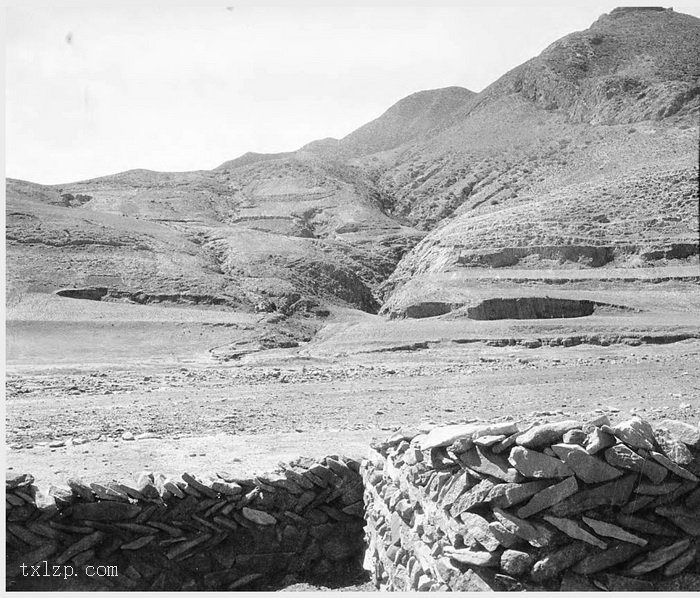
[362, 416, 700, 591]
[6, 456, 365, 591]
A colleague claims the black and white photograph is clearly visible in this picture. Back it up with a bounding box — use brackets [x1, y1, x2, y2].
[4, 0, 700, 592]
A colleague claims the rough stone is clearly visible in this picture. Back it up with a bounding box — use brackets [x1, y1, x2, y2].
[241, 507, 276, 526]
[403, 447, 423, 466]
[531, 542, 588, 582]
[486, 521, 518, 548]
[663, 547, 697, 576]
[559, 572, 598, 591]
[492, 507, 553, 548]
[473, 434, 507, 447]
[517, 476, 578, 518]
[655, 505, 700, 535]
[656, 420, 700, 447]
[615, 513, 678, 537]
[653, 430, 694, 465]
[604, 444, 668, 484]
[444, 547, 499, 567]
[573, 541, 644, 575]
[438, 470, 471, 509]
[626, 539, 691, 576]
[549, 474, 635, 516]
[459, 446, 523, 483]
[500, 549, 533, 576]
[543, 515, 607, 548]
[419, 422, 518, 450]
[489, 480, 551, 509]
[562, 429, 587, 445]
[70, 502, 141, 521]
[508, 446, 572, 478]
[584, 427, 616, 455]
[450, 479, 495, 516]
[552, 443, 623, 483]
[650, 451, 698, 481]
[459, 512, 500, 552]
[515, 420, 581, 448]
[611, 417, 656, 450]
[581, 516, 647, 546]
[603, 573, 654, 591]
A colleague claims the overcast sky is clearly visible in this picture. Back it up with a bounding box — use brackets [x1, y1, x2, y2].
[6, 1, 700, 184]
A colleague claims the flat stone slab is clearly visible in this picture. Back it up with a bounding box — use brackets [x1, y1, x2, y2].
[552, 443, 623, 484]
[515, 420, 581, 449]
[573, 541, 644, 575]
[492, 507, 554, 548]
[548, 474, 636, 517]
[531, 542, 588, 583]
[656, 420, 700, 447]
[626, 539, 691, 576]
[460, 446, 523, 483]
[508, 446, 572, 478]
[488, 480, 552, 509]
[70, 501, 141, 521]
[449, 478, 495, 517]
[517, 476, 578, 518]
[543, 515, 607, 548]
[459, 512, 500, 552]
[604, 444, 668, 484]
[420, 422, 519, 450]
[581, 516, 647, 546]
[584, 427, 617, 455]
[610, 417, 655, 450]
[653, 429, 694, 465]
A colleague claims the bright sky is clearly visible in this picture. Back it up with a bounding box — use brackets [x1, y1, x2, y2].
[6, 1, 700, 184]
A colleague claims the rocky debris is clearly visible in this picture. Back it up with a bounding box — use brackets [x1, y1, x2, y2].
[363, 416, 700, 591]
[6, 456, 366, 591]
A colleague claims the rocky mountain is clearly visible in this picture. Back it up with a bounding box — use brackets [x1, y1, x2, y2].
[6, 7, 699, 324]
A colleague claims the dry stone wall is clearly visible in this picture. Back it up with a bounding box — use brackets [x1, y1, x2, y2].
[6, 456, 365, 591]
[362, 416, 700, 591]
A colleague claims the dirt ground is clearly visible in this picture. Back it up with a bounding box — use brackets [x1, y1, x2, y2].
[5, 296, 700, 488]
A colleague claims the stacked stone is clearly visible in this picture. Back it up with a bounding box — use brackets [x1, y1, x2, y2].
[362, 416, 700, 591]
[6, 456, 365, 591]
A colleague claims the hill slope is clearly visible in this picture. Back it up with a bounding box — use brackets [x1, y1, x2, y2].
[6, 7, 699, 327]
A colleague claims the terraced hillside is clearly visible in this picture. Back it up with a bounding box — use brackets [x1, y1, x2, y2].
[6, 6, 699, 332]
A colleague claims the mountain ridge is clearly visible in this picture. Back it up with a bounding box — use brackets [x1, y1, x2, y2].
[7, 7, 699, 325]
